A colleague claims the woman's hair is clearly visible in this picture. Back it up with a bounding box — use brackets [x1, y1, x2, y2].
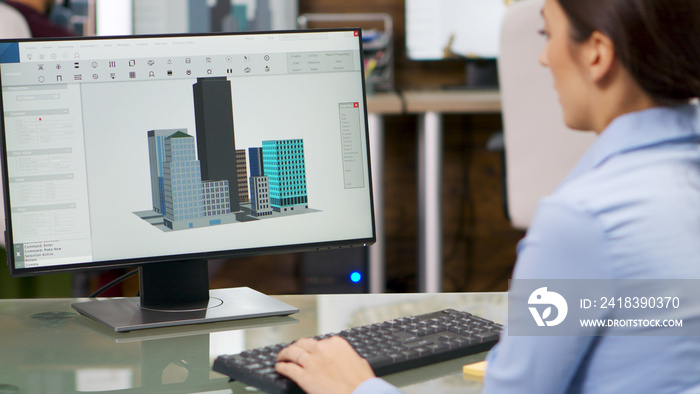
[557, 0, 700, 104]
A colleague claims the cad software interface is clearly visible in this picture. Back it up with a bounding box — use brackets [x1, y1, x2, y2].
[0, 30, 373, 271]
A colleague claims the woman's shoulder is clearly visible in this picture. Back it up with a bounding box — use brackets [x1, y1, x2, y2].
[550, 132, 700, 218]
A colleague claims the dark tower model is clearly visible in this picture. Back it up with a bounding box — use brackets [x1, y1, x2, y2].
[249, 147, 264, 177]
[193, 76, 240, 212]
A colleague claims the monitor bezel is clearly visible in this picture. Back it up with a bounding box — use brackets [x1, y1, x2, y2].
[0, 28, 376, 278]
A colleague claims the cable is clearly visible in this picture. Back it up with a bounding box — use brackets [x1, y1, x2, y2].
[88, 269, 139, 298]
[443, 115, 476, 291]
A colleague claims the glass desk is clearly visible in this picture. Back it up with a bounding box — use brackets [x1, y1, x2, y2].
[0, 292, 506, 393]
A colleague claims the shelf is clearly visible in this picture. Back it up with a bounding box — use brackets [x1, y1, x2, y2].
[297, 13, 395, 92]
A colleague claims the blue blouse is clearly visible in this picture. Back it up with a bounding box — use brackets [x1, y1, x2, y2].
[484, 104, 700, 393]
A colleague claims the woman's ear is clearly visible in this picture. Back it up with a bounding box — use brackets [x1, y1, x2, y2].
[583, 31, 617, 84]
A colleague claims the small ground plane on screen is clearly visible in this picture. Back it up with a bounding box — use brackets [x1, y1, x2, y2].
[134, 205, 319, 232]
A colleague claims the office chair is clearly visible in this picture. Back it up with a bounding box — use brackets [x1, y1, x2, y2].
[498, 0, 596, 230]
[0, 2, 31, 38]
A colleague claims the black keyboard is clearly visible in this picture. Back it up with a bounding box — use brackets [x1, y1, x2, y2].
[213, 308, 502, 394]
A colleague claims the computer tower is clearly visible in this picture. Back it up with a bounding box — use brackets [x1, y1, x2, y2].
[301, 248, 368, 294]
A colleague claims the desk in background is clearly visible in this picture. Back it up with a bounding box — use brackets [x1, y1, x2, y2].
[0, 292, 505, 393]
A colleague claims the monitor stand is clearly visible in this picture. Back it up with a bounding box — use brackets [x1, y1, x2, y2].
[72, 259, 299, 332]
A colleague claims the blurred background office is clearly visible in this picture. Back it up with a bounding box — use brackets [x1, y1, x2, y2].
[0, 0, 537, 298]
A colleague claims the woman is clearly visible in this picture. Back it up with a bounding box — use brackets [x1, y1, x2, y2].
[275, 0, 700, 392]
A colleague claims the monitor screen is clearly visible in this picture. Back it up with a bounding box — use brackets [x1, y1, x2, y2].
[0, 29, 374, 330]
[405, 0, 508, 60]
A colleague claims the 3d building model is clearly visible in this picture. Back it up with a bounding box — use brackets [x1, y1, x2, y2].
[193, 76, 240, 213]
[147, 129, 235, 230]
[138, 77, 313, 231]
[148, 128, 186, 215]
[249, 175, 272, 217]
[162, 131, 206, 229]
[262, 139, 308, 212]
[236, 149, 250, 203]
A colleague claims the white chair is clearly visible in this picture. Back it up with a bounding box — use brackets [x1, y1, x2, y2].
[0, 2, 31, 38]
[498, 0, 596, 230]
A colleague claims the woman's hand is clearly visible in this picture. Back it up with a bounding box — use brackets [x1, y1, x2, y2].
[276, 336, 376, 394]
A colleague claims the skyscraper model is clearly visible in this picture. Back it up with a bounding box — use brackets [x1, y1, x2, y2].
[162, 131, 204, 230]
[262, 139, 308, 213]
[248, 147, 272, 217]
[236, 149, 250, 203]
[148, 129, 186, 215]
[192, 76, 240, 213]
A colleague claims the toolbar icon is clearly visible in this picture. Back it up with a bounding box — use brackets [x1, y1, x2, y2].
[129, 60, 136, 67]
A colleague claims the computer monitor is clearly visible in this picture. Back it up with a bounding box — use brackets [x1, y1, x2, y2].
[0, 29, 375, 332]
[405, 0, 508, 87]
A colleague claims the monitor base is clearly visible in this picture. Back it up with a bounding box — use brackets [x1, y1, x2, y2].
[72, 287, 299, 332]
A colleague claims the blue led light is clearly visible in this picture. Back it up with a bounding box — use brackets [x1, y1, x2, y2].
[350, 271, 362, 283]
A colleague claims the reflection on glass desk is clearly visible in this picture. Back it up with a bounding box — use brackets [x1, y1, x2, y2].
[0, 292, 505, 393]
